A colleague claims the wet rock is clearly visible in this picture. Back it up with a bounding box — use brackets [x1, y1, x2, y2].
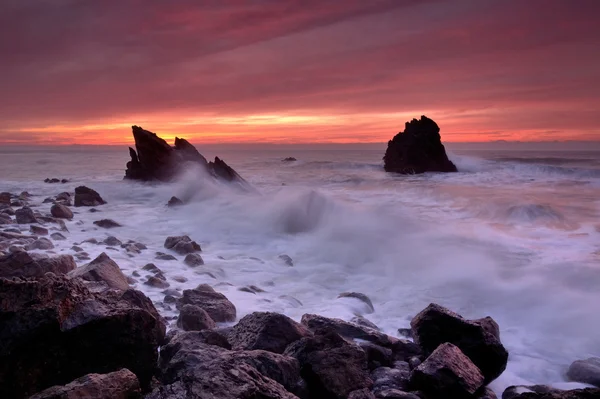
[74, 186, 106, 207]
[176, 284, 236, 322]
[94, 219, 122, 228]
[27, 237, 55, 250]
[75, 253, 91, 261]
[142, 263, 163, 274]
[391, 339, 422, 362]
[279, 254, 294, 266]
[410, 303, 508, 383]
[38, 216, 69, 232]
[479, 387, 498, 399]
[172, 275, 188, 283]
[398, 328, 413, 339]
[103, 236, 122, 246]
[0, 206, 15, 215]
[29, 368, 142, 399]
[144, 276, 170, 289]
[68, 252, 129, 290]
[349, 388, 377, 399]
[284, 329, 372, 398]
[408, 357, 421, 370]
[184, 252, 204, 267]
[164, 235, 201, 255]
[567, 357, 600, 387]
[409, 342, 484, 398]
[177, 304, 216, 331]
[89, 208, 99, 213]
[0, 251, 76, 278]
[124, 244, 140, 254]
[371, 364, 410, 395]
[167, 196, 184, 207]
[43, 197, 55, 204]
[375, 389, 420, 399]
[383, 115, 457, 174]
[44, 178, 61, 183]
[50, 232, 67, 240]
[0, 274, 165, 398]
[361, 342, 394, 370]
[83, 238, 99, 244]
[15, 206, 38, 224]
[301, 313, 394, 348]
[338, 291, 375, 313]
[56, 191, 71, 201]
[282, 157, 297, 162]
[50, 203, 74, 219]
[30, 225, 49, 235]
[502, 385, 600, 399]
[239, 285, 266, 294]
[229, 311, 312, 354]
[155, 252, 177, 261]
[0, 212, 12, 224]
[0, 192, 11, 204]
[352, 316, 381, 331]
[164, 294, 177, 304]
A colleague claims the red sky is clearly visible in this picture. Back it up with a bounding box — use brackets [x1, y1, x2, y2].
[1, 0, 599, 145]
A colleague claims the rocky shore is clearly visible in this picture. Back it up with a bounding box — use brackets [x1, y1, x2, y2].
[1, 186, 599, 399]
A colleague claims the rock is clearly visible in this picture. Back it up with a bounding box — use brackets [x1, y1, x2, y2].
[0, 192, 11, 204]
[282, 157, 297, 162]
[0, 275, 165, 397]
[0, 212, 12, 224]
[167, 196, 184, 207]
[371, 363, 410, 395]
[229, 311, 312, 354]
[125, 126, 246, 185]
[239, 285, 266, 294]
[349, 388, 377, 399]
[30, 225, 49, 235]
[94, 219, 122, 228]
[74, 186, 106, 207]
[184, 252, 204, 267]
[352, 316, 381, 331]
[103, 236, 122, 246]
[27, 237, 55, 250]
[301, 314, 395, 348]
[56, 192, 71, 201]
[279, 254, 294, 266]
[391, 339, 422, 362]
[0, 251, 76, 278]
[284, 329, 372, 398]
[50, 232, 67, 240]
[71, 245, 83, 252]
[338, 291, 375, 313]
[177, 284, 236, 322]
[375, 389, 420, 399]
[44, 178, 61, 183]
[15, 206, 37, 224]
[50, 203, 74, 219]
[164, 235, 201, 255]
[409, 342, 484, 398]
[360, 342, 394, 370]
[177, 304, 216, 331]
[480, 387, 498, 399]
[68, 252, 129, 290]
[502, 386, 600, 399]
[142, 263, 163, 274]
[383, 115, 457, 174]
[567, 357, 600, 387]
[155, 252, 177, 261]
[144, 276, 170, 289]
[29, 368, 142, 399]
[411, 303, 508, 383]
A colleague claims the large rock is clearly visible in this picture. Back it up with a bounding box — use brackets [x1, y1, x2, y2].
[0, 274, 165, 398]
[29, 368, 142, 399]
[410, 303, 508, 383]
[50, 203, 73, 219]
[164, 235, 201, 255]
[74, 186, 106, 207]
[383, 115, 457, 174]
[409, 343, 484, 398]
[0, 251, 76, 278]
[124, 126, 246, 184]
[502, 386, 600, 399]
[301, 314, 396, 348]
[176, 284, 236, 322]
[567, 357, 600, 387]
[284, 329, 372, 398]
[150, 331, 298, 399]
[176, 304, 216, 331]
[229, 311, 312, 354]
[15, 206, 38, 224]
[68, 252, 129, 290]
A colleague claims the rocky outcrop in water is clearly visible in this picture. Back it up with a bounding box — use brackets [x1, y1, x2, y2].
[383, 115, 457, 174]
[124, 125, 246, 183]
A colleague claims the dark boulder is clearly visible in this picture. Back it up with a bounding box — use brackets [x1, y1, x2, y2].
[15, 206, 37, 224]
[229, 311, 312, 354]
[94, 219, 122, 228]
[371, 363, 410, 395]
[167, 196, 184, 207]
[502, 386, 600, 399]
[0, 192, 11, 204]
[410, 303, 508, 383]
[349, 388, 377, 399]
[29, 368, 142, 399]
[68, 252, 129, 290]
[0, 251, 76, 278]
[301, 313, 395, 348]
[124, 126, 246, 184]
[27, 237, 55, 250]
[0, 274, 165, 398]
[409, 343, 484, 398]
[383, 116, 457, 174]
[282, 157, 297, 162]
[164, 235, 201, 255]
[284, 329, 372, 398]
[176, 304, 216, 331]
[184, 253, 204, 267]
[51, 203, 73, 219]
[74, 186, 106, 207]
[176, 284, 237, 322]
[30, 225, 49, 235]
[567, 357, 600, 387]
[360, 342, 394, 370]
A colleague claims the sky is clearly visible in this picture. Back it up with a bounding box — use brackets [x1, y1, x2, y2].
[1, 0, 599, 145]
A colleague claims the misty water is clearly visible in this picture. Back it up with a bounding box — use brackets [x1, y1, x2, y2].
[1, 143, 600, 394]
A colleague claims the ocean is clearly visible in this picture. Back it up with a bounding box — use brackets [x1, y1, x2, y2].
[1, 142, 600, 394]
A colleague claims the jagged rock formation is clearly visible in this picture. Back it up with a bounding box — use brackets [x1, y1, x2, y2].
[125, 126, 245, 183]
[383, 116, 458, 174]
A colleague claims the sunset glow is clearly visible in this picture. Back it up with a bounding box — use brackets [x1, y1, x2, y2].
[1, 0, 599, 145]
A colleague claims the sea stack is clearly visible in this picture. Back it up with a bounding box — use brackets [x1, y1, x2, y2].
[383, 116, 457, 174]
[125, 126, 245, 183]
